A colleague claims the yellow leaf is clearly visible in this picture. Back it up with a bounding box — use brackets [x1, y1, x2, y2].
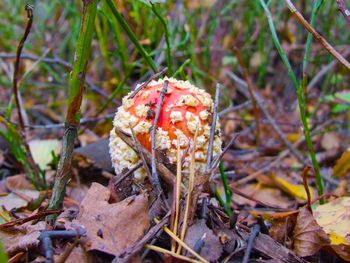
[270, 175, 314, 201]
[286, 132, 301, 143]
[333, 148, 350, 177]
[313, 197, 350, 245]
[313, 197, 350, 260]
[29, 139, 61, 170]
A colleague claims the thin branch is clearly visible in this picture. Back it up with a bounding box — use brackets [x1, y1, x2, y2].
[336, 0, 350, 28]
[114, 161, 143, 186]
[0, 52, 118, 105]
[209, 133, 241, 174]
[151, 80, 169, 193]
[307, 48, 350, 91]
[225, 70, 307, 165]
[129, 125, 152, 179]
[114, 127, 175, 185]
[206, 83, 221, 171]
[128, 67, 168, 99]
[12, 4, 42, 187]
[285, 0, 350, 71]
[13, 4, 33, 137]
[301, 167, 312, 209]
[218, 100, 252, 117]
[235, 120, 337, 186]
[233, 47, 261, 143]
[24, 113, 114, 129]
[242, 224, 261, 263]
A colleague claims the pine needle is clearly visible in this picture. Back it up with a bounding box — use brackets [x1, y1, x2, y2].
[145, 244, 202, 263]
[153, 218, 208, 263]
[172, 136, 182, 252]
[177, 128, 198, 254]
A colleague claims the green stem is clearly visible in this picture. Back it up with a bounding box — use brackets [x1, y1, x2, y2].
[214, 187, 233, 217]
[259, 0, 324, 202]
[105, 0, 158, 73]
[150, 2, 172, 74]
[219, 162, 232, 205]
[172, 59, 191, 78]
[302, 0, 324, 76]
[48, 0, 98, 214]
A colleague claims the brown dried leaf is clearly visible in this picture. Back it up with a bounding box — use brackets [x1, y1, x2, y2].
[0, 221, 45, 256]
[293, 207, 330, 257]
[268, 213, 298, 244]
[73, 183, 149, 256]
[184, 219, 222, 262]
[233, 183, 293, 209]
[0, 190, 39, 211]
[6, 174, 34, 191]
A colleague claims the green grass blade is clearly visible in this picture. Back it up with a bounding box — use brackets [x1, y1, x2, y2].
[259, 0, 324, 202]
[105, 0, 158, 72]
[150, 2, 172, 74]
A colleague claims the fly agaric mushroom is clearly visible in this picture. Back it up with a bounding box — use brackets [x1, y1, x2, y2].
[109, 77, 222, 181]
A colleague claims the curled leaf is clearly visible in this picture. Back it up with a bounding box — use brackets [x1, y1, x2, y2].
[293, 207, 330, 257]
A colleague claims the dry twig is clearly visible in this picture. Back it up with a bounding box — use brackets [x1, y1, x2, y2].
[151, 80, 169, 193]
[114, 161, 143, 186]
[225, 70, 307, 165]
[128, 67, 168, 99]
[130, 125, 152, 178]
[336, 0, 350, 28]
[12, 4, 42, 187]
[114, 127, 175, 185]
[206, 83, 221, 171]
[285, 0, 350, 71]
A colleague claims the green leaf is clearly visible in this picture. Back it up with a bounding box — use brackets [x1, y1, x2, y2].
[335, 91, 350, 103]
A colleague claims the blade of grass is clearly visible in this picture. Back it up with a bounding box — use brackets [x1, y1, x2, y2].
[105, 0, 158, 73]
[172, 58, 191, 79]
[214, 187, 232, 217]
[219, 162, 232, 206]
[259, 0, 324, 203]
[150, 2, 172, 74]
[302, 0, 324, 79]
[48, 0, 98, 216]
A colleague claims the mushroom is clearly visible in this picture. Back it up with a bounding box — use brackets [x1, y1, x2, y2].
[109, 77, 222, 181]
